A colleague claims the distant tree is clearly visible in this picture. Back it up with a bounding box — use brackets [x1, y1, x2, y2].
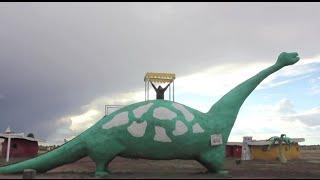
[27, 133, 35, 138]
[267, 134, 294, 163]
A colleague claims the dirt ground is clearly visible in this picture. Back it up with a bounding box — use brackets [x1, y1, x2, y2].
[0, 149, 319, 179]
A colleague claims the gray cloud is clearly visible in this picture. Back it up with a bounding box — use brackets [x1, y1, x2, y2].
[278, 100, 320, 127]
[291, 108, 320, 127]
[0, 2, 320, 142]
[275, 99, 296, 115]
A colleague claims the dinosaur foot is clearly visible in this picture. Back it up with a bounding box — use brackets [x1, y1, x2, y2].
[217, 170, 229, 176]
[94, 170, 110, 177]
[205, 169, 230, 177]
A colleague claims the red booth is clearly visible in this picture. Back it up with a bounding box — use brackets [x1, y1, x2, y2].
[0, 127, 44, 158]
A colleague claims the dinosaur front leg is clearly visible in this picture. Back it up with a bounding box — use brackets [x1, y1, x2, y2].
[197, 146, 228, 175]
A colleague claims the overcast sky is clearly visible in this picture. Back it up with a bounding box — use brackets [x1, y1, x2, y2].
[0, 2, 319, 145]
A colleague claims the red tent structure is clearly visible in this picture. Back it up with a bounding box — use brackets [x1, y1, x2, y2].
[0, 127, 45, 161]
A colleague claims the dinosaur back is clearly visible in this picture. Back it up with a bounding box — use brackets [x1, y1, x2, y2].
[94, 100, 214, 159]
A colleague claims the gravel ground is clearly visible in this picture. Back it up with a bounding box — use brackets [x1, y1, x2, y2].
[0, 150, 319, 179]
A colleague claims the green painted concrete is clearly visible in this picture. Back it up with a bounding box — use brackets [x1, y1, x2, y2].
[0, 52, 300, 176]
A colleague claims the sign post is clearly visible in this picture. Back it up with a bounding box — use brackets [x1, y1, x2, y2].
[6, 134, 11, 162]
[241, 136, 252, 160]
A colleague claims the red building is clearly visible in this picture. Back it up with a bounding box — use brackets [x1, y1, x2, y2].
[0, 127, 43, 158]
[226, 142, 242, 158]
[225, 137, 305, 160]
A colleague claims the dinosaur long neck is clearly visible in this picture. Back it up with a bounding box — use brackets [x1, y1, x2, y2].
[207, 64, 282, 136]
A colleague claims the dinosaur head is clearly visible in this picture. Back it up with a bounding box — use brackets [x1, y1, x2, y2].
[275, 52, 300, 67]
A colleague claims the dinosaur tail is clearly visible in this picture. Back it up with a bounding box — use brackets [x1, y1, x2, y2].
[0, 136, 87, 174]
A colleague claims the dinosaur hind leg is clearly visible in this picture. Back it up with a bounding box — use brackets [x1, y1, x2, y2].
[88, 140, 125, 176]
[94, 160, 110, 176]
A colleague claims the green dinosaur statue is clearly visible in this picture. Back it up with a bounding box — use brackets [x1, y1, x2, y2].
[267, 134, 294, 163]
[0, 52, 300, 176]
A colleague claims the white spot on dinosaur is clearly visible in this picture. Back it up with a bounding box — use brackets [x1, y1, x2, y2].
[153, 107, 177, 120]
[154, 126, 172, 142]
[172, 103, 194, 122]
[127, 121, 148, 137]
[133, 103, 153, 118]
[192, 123, 204, 133]
[102, 111, 129, 129]
[172, 120, 188, 136]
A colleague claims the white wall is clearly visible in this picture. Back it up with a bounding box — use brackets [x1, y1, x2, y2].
[0, 139, 3, 156]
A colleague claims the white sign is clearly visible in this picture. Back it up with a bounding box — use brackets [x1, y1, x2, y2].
[243, 136, 252, 142]
[211, 134, 223, 146]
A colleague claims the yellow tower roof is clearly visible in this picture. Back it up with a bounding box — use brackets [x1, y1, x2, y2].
[144, 72, 175, 83]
